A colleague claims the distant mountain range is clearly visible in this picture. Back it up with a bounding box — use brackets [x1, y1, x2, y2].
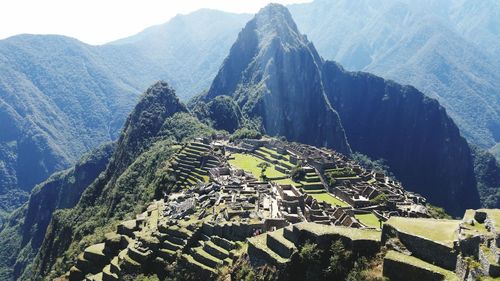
[0, 10, 249, 214]
[288, 0, 500, 149]
[0, 0, 498, 217]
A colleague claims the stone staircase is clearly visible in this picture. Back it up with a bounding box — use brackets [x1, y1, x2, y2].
[247, 226, 298, 266]
[181, 235, 240, 277]
[247, 222, 381, 267]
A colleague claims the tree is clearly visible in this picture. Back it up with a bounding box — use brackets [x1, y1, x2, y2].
[290, 166, 306, 182]
[257, 162, 271, 181]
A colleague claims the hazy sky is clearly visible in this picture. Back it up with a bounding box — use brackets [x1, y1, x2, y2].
[0, 0, 311, 45]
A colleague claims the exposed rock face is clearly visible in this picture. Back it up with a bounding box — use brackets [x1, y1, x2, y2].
[0, 143, 114, 280]
[321, 61, 480, 214]
[203, 4, 479, 215]
[204, 4, 351, 154]
[109, 81, 187, 175]
[192, 95, 243, 133]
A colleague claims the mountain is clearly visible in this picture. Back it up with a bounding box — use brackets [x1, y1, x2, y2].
[288, 0, 500, 149]
[0, 9, 249, 215]
[470, 145, 500, 209]
[109, 9, 252, 98]
[0, 35, 140, 215]
[200, 4, 351, 154]
[25, 82, 216, 280]
[198, 4, 479, 214]
[0, 142, 114, 280]
[321, 61, 479, 214]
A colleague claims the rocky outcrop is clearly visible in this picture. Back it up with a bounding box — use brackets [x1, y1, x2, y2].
[203, 4, 351, 155]
[322, 61, 480, 215]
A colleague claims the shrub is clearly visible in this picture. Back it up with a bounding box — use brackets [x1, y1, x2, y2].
[290, 166, 306, 182]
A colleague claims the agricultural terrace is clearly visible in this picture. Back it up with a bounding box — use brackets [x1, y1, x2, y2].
[385, 217, 460, 247]
[229, 153, 285, 179]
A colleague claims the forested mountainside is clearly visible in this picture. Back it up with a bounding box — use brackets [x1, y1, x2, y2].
[0, 143, 114, 280]
[195, 4, 479, 214]
[470, 146, 500, 209]
[321, 61, 478, 214]
[0, 9, 248, 215]
[0, 35, 139, 214]
[24, 82, 216, 280]
[288, 0, 500, 149]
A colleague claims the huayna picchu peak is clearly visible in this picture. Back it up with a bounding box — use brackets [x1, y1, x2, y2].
[0, 2, 498, 281]
[197, 3, 479, 215]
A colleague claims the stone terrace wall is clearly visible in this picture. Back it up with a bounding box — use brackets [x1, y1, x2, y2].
[382, 224, 457, 270]
[383, 258, 445, 281]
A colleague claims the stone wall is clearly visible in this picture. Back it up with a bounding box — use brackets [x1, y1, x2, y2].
[382, 224, 458, 270]
[383, 258, 444, 281]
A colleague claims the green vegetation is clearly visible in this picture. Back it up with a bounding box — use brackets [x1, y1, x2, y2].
[470, 145, 500, 208]
[229, 153, 285, 179]
[308, 192, 349, 207]
[192, 95, 243, 133]
[257, 162, 272, 181]
[370, 194, 388, 206]
[385, 251, 459, 281]
[230, 127, 262, 141]
[290, 166, 306, 182]
[324, 168, 357, 187]
[355, 213, 381, 229]
[325, 168, 356, 178]
[284, 239, 384, 281]
[385, 217, 460, 247]
[351, 153, 394, 178]
[159, 112, 218, 142]
[427, 204, 452, 219]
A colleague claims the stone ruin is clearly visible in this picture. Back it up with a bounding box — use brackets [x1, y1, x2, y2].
[61, 137, 443, 280]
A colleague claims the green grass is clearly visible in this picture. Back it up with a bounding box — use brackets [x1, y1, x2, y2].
[481, 245, 499, 265]
[355, 213, 381, 229]
[229, 153, 285, 178]
[385, 251, 459, 281]
[386, 217, 460, 247]
[295, 222, 380, 241]
[274, 178, 297, 185]
[307, 191, 349, 207]
[247, 234, 290, 264]
[259, 147, 281, 158]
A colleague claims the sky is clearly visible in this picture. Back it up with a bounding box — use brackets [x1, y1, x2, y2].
[0, 0, 311, 45]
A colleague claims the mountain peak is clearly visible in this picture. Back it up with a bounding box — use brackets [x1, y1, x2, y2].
[252, 3, 305, 49]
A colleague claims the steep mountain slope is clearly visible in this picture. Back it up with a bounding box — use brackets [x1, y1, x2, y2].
[0, 143, 114, 280]
[288, 0, 500, 149]
[322, 62, 479, 214]
[0, 10, 248, 214]
[200, 4, 350, 154]
[470, 146, 500, 209]
[26, 82, 216, 280]
[110, 9, 251, 99]
[202, 4, 479, 214]
[0, 35, 140, 214]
